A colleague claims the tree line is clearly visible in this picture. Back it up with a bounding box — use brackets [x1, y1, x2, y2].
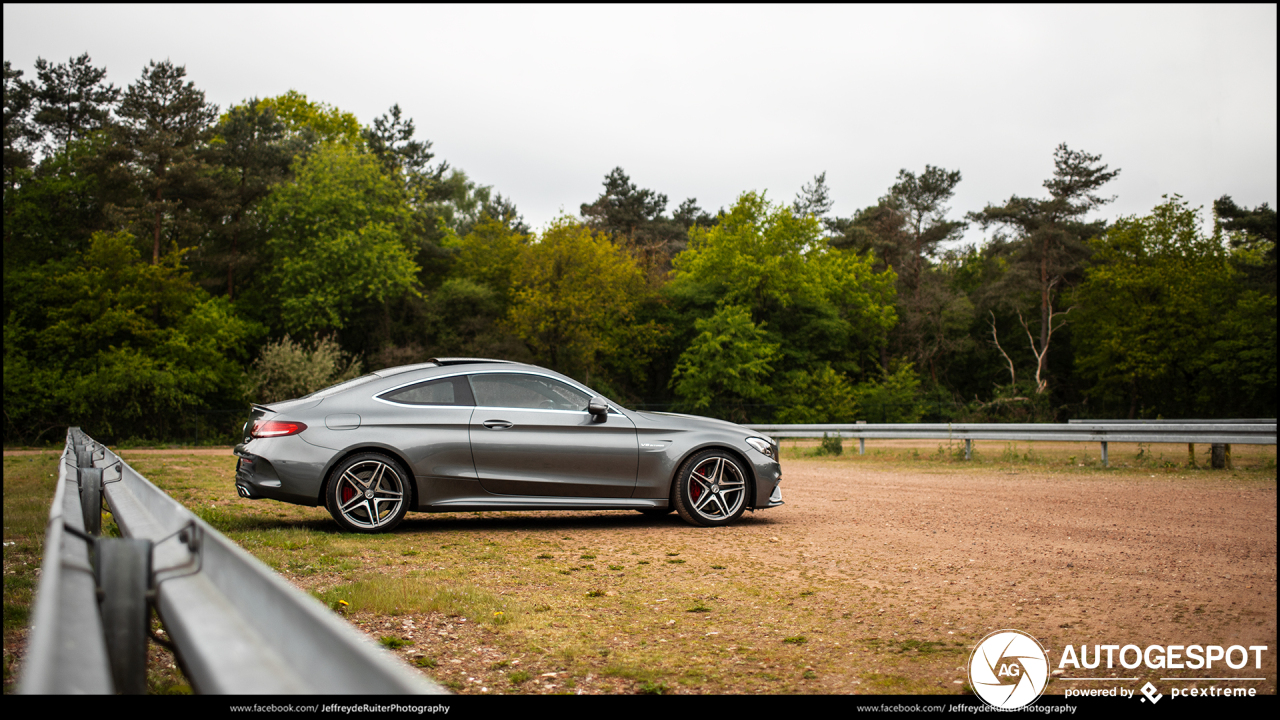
[3, 54, 1275, 443]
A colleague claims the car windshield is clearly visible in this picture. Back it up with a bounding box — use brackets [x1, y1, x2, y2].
[302, 374, 379, 400]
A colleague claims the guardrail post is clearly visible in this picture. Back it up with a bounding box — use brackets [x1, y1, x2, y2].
[1210, 444, 1227, 469]
[965, 439, 972, 460]
[1101, 441, 1109, 468]
[857, 421, 866, 455]
[93, 538, 153, 694]
[77, 467, 103, 535]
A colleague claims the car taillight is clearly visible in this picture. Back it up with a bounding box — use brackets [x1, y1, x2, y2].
[251, 420, 308, 438]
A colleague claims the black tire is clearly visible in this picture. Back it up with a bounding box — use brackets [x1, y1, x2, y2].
[325, 453, 411, 533]
[672, 450, 750, 527]
[94, 538, 152, 694]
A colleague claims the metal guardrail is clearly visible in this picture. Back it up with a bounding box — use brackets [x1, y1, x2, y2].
[745, 422, 1277, 466]
[21, 428, 445, 694]
[1068, 418, 1276, 424]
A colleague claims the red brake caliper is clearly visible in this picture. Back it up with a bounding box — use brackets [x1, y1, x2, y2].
[341, 484, 355, 504]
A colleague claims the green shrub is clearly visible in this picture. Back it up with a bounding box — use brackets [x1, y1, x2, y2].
[246, 335, 361, 403]
[816, 432, 843, 456]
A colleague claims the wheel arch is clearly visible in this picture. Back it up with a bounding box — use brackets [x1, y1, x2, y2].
[668, 443, 758, 509]
[318, 444, 419, 510]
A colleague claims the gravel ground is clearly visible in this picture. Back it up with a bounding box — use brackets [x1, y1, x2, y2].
[759, 459, 1277, 692]
[327, 456, 1277, 695]
[6, 447, 1274, 695]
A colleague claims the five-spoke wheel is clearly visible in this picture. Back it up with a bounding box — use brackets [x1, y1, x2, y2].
[673, 450, 749, 527]
[325, 453, 410, 533]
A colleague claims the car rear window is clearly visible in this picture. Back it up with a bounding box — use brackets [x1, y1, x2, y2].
[302, 374, 378, 400]
[378, 376, 475, 406]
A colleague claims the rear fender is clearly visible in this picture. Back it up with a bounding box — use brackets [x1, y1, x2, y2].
[318, 445, 419, 509]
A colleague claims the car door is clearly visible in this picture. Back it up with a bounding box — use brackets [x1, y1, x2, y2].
[372, 375, 478, 490]
[467, 372, 638, 498]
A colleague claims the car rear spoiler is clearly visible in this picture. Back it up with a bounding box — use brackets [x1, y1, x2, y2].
[427, 357, 515, 366]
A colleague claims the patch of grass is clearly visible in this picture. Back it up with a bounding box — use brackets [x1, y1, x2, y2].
[608, 564, 623, 570]
[3, 451, 61, 662]
[536, 553, 553, 559]
[314, 577, 518, 625]
[783, 635, 808, 644]
[890, 639, 963, 656]
[4, 603, 31, 633]
[580, 553, 596, 560]
[638, 679, 670, 695]
[509, 669, 530, 685]
[586, 589, 606, 598]
[711, 565, 726, 570]
[861, 672, 941, 693]
[414, 657, 438, 668]
[666, 559, 686, 564]
[379, 636, 412, 649]
[687, 603, 711, 613]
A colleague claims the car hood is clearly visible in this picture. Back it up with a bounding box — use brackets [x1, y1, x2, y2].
[633, 410, 756, 435]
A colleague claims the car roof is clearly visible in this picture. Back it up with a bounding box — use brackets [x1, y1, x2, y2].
[370, 358, 515, 378]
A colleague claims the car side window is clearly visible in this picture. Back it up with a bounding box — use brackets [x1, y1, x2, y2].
[378, 376, 475, 406]
[468, 373, 591, 411]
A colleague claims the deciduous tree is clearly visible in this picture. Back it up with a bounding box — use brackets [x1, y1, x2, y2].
[260, 142, 419, 336]
[507, 218, 659, 387]
[1073, 196, 1275, 418]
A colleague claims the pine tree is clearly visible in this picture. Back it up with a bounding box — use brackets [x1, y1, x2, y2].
[114, 60, 220, 264]
[969, 144, 1119, 393]
[32, 53, 120, 158]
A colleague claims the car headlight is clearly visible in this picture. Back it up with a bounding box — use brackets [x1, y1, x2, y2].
[745, 436, 777, 460]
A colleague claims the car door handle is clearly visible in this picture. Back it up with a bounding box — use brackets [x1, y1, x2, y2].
[482, 420, 513, 430]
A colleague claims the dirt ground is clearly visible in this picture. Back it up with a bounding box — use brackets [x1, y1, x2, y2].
[6, 443, 1276, 695]
[306, 450, 1278, 695]
[765, 458, 1277, 687]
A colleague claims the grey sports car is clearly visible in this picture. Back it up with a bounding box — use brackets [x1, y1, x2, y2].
[233, 358, 783, 532]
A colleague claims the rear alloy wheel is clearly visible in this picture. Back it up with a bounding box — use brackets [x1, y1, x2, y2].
[673, 450, 749, 527]
[325, 453, 410, 533]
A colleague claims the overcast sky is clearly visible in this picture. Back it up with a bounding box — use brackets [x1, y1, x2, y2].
[5, 4, 1276, 244]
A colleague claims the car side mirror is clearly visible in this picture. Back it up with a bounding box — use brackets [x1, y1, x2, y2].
[587, 397, 609, 422]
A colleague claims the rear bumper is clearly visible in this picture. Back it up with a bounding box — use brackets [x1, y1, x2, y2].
[233, 440, 324, 506]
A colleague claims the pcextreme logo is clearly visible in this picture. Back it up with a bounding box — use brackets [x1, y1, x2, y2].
[968, 629, 1050, 709]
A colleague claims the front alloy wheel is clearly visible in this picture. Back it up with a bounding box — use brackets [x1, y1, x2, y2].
[325, 453, 409, 533]
[673, 450, 749, 527]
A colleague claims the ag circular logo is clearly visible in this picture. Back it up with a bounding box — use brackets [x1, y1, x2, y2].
[968, 629, 1049, 709]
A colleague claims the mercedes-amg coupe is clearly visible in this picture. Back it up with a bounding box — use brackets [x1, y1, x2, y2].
[233, 358, 783, 532]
